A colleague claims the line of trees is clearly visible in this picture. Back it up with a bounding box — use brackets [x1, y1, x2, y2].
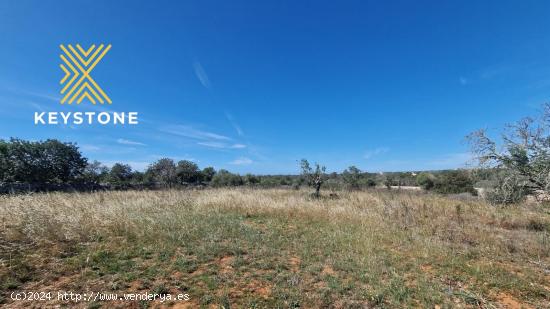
[0, 139, 303, 190]
[0, 138, 480, 195]
[83, 159, 217, 188]
[0, 138, 497, 201]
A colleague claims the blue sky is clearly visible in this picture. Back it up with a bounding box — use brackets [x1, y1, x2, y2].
[1, 0, 550, 174]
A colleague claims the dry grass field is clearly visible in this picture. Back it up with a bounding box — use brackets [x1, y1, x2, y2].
[1, 189, 549, 308]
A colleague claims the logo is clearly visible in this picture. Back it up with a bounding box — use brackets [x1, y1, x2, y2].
[59, 44, 112, 105]
[32, 43, 139, 125]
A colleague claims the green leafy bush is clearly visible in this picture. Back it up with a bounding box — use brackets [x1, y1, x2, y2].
[211, 170, 244, 187]
[416, 172, 436, 190]
[433, 171, 477, 195]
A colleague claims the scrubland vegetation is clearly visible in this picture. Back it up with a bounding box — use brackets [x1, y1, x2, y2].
[2, 106, 550, 308]
[0, 138, 481, 199]
[1, 188, 549, 308]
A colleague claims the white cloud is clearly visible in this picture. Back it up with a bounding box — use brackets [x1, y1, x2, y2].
[197, 141, 227, 148]
[197, 142, 247, 149]
[117, 138, 146, 146]
[161, 125, 231, 141]
[193, 61, 211, 89]
[225, 112, 244, 136]
[364, 147, 389, 159]
[230, 157, 253, 165]
[24, 91, 60, 102]
[30, 102, 45, 112]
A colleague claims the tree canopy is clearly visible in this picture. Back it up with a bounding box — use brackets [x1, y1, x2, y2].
[468, 103, 550, 203]
[0, 138, 87, 184]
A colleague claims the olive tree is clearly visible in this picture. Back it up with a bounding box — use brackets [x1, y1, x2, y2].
[176, 160, 200, 184]
[109, 163, 133, 185]
[467, 103, 550, 203]
[300, 159, 326, 197]
[342, 165, 362, 190]
[147, 158, 177, 187]
[201, 167, 216, 183]
[83, 160, 109, 184]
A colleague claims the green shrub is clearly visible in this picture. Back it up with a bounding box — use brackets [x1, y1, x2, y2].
[361, 178, 377, 188]
[433, 171, 476, 195]
[211, 170, 243, 187]
[416, 172, 436, 190]
[201, 167, 216, 182]
[485, 171, 528, 205]
[342, 166, 361, 190]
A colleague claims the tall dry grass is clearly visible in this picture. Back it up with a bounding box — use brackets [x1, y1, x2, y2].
[1, 188, 549, 308]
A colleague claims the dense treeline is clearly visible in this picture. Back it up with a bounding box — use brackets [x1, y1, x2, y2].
[0, 138, 478, 195]
[0, 139, 87, 184]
